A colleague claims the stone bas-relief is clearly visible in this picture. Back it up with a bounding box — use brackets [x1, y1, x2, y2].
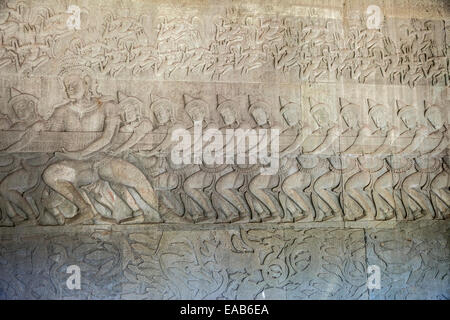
[0, 221, 448, 299]
[0, 78, 448, 226]
[0, 0, 448, 300]
[0, 1, 448, 86]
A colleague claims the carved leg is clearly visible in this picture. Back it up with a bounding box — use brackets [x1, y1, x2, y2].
[184, 171, 216, 222]
[281, 171, 314, 221]
[313, 171, 343, 221]
[42, 161, 96, 225]
[99, 159, 162, 223]
[216, 170, 248, 220]
[403, 172, 436, 219]
[430, 171, 450, 219]
[152, 172, 185, 217]
[0, 197, 14, 226]
[373, 171, 396, 220]
[0, 169, 38, 224]
[344, 171, 375, 220]
[248, 174, 279, 222]
[0, 189, 37, 225]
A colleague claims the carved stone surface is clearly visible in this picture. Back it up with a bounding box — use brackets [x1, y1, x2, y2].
[0, 221, 448, 299]
[0, 0, 448, 299]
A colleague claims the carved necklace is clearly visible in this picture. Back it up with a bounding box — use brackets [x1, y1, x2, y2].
[329, 158, 357, 173]
[68, 100, 98, 120]
[387, 158, 414, 173]
[233, 164, 260, 174]
[358, 159, 385, 173]
[200, 163, 228, 173]
[297, 158, 326, 173]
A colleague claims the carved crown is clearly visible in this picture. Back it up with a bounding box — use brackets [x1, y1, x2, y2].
[8, 87, 38, 107]
[183, 94, 209, 119]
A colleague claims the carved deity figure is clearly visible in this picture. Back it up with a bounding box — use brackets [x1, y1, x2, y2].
[343, 99, 384, 220]
[247, 100, 282, 222]
[279, 99, 315, 221]
[0, 154, 53, 226]
[181, 95, 221, 222]
[183, 95, 239, 223]
[1, 88, 46, 152]
[216, 98, 275, 222]
[304, 98, 344, 221]
[401, 102, 448, 219]
[41, 66, 161, 225]
[136, 95, 188, 219]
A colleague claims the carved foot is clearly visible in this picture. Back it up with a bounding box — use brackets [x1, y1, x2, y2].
[195, 215, 216, 224]
[293, 213, 307, 222]
[413, 210, 431, 220]
[66, 207, 95, 225]
[161, 212, 187, 224]
[375, 207, 395, 221]
[228, 214, 241, 223]
[0, 216, 14, 227]
[281, 216, 294, 223]
[239, 213, 252, 223]
[95, 215, 118, 224]
[261, 214, 281, 223]
[15, 218, 39, 226]
[142, 213, 163, 224]
[120, 215, 144, 225]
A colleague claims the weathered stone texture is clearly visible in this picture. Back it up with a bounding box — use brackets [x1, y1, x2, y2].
[0, 0, 448, 299]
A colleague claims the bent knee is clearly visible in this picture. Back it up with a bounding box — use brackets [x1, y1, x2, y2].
[281, 182, 292, 195]
[42, 162, 76, 185]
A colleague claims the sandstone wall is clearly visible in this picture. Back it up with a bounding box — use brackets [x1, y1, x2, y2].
[0, 0, 448, 299]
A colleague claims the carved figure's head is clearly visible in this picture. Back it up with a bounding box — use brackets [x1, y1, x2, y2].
[59, 66, 96, 101]
[8, 88, 38, 122]
[425, 103, 444, 130]
[150, 97, 174, 126]
[310, 100, 334, 129]
[217, 99, 238, 126]
[118, 92, 143, 124]
[368, 99, 389, 130]
[280, 101, 300, 127]
[249, 100, 270, 127]
[340, 99, 360, 129]
[185, 97, 209, 124]
[397, 101, 417, 130]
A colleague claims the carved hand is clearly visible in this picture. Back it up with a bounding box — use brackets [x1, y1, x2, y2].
[55, 148, 86, 161]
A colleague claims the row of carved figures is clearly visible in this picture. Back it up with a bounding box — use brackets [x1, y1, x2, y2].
[0, 65, 448, 225]
[0, 2, 448, 86]
[0, 151, 448, 226]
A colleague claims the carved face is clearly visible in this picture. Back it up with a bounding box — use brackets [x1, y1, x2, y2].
[153, 105, 170, 125]
[12, 98, 36, 121]
[342, 110, 357, 128]
[427, 109, 443, 129]
[312, 108, 330, 128]
[123, 102, 140, 123]
[63, 74, 88, 100]
[371, 110, 387, 129]
[220, 107, 235, 126]
[252, 107, 268, 126]
[282, 107, 298, 126]
[400, 112, 416, 129]
[188, 106, 204, 123]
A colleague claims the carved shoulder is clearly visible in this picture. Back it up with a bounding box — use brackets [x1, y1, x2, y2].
[101, 100, 121, 119]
